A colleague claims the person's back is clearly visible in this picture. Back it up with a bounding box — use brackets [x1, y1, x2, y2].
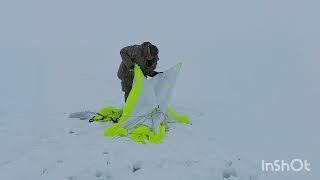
[117, 42, 160, 101]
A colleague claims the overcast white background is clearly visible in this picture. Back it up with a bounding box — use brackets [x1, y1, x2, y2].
[0, 1, 319, 179]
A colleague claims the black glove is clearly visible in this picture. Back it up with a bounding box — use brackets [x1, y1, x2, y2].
[155, 71, 163, 76]
[150, 71, 162, 77]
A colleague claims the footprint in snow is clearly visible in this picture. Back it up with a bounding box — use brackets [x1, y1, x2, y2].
[93, 169, 103, 177]
[57, 160, 63, 164]
[102, 151, 109, 155]
[132, 161, 143, 173]
[40, 168, 48, 176]
[92, 169, 113, 179]
[222, 161, 238, 179]
[68, 176, 77, 180]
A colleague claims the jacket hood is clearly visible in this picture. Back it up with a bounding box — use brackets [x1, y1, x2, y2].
[141, 41, 152, 47]
[141, 42, 159, 61]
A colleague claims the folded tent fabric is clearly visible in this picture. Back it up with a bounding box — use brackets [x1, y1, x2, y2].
[102, 63, 189, 143]
[89, 106, 123, 123]
[86, 63, 190, 144]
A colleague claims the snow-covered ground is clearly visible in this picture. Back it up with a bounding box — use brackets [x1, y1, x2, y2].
[0, 108, 259, 180]
[1, 1, 319, 180]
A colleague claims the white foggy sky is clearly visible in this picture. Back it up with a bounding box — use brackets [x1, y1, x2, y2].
[1, 0, 319, 109]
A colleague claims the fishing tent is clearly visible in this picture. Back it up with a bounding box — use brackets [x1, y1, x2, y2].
[91, 63, 189, 143]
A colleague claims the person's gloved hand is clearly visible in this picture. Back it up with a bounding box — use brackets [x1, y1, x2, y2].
[149, 71, 163, 77]
[155, 71, 163, 76]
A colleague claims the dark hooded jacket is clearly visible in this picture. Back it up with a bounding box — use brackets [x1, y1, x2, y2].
[117, 42, 159, 80]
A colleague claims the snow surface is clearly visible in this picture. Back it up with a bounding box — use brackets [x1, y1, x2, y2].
[1, 1, 319, 180]
[0, 110, 259, 180]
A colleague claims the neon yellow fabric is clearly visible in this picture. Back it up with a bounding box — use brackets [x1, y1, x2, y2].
[104, 64, 144, 137]
[130, 124, 166, 144]
[166, 107, 190, 123]
[104, 123, 127, 137]
[130, 126, 151, 144]
[149, 124, 166, 144]
[91, 106, 122, 122]
[102, 64, 189, 144]
[118, 64, 144, 124]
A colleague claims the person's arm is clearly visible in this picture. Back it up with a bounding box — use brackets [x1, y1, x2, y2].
[145, 60, 162, 77]
[120, 45, 137, 69]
